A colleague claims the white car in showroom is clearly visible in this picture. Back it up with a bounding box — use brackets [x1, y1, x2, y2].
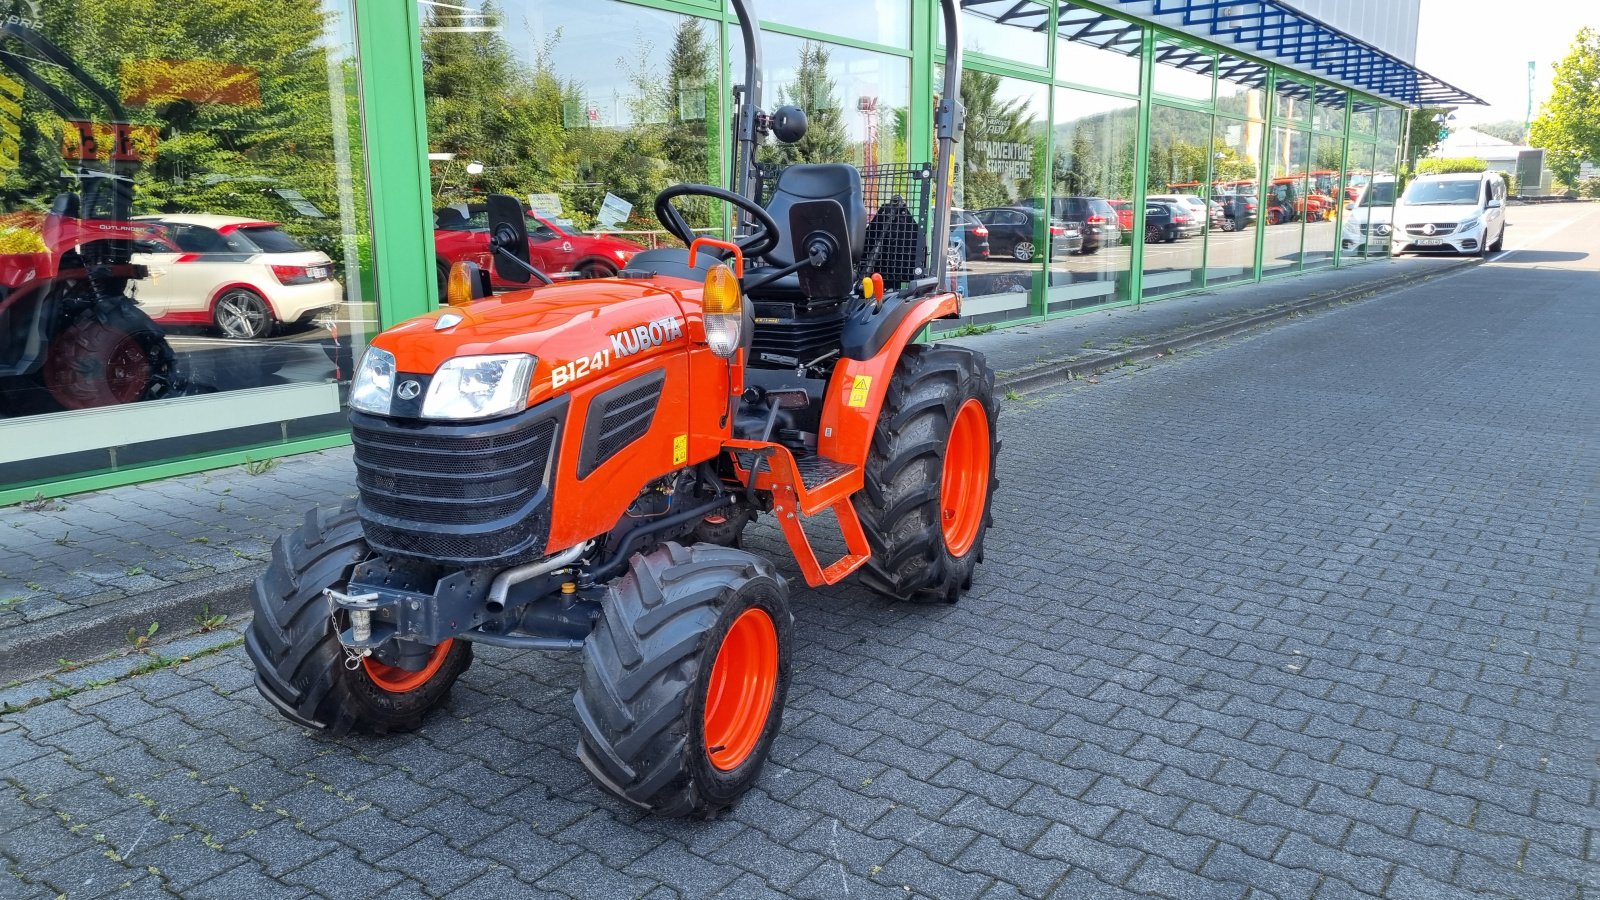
[130, 215, 343, 339]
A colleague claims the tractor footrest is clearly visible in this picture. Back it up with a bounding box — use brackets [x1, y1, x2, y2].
[725, 440, 870, 587]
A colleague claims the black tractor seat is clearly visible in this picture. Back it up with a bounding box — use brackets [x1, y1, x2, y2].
[745, 164, 867, 302]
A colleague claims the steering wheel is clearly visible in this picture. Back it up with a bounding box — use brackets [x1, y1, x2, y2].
[655, 183, 781, 262]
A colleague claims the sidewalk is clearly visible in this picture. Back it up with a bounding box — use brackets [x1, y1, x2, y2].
[0, 254, 1473, 680]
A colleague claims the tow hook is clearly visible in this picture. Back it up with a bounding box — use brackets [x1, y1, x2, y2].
[324, 588, 389, 660]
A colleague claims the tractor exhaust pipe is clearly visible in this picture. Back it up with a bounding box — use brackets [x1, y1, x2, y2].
[485, 541, 593, 615]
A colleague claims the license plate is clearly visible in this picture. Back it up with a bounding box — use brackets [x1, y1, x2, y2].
[1414, 238, 1441, 246]
[307, 266, 331, 279]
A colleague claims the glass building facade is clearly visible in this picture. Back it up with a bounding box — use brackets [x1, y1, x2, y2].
[0, 0, 1415, 502]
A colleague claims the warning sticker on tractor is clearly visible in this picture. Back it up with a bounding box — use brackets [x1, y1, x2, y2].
[848, 375, 872, 408]
[672, 434, 688, 466]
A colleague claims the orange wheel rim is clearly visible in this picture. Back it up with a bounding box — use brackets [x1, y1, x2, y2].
[939, 398, 991, 557]
[362, 639, 453, 694]
[703, 608, 779, 771]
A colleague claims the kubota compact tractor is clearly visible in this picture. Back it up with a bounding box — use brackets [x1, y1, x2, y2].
[247, 0, 997, 817]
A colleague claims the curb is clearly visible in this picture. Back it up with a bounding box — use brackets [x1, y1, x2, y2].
[5, 256, 1476, 681]
[992, 257, 1478, 396]
[0, 568, 255, 683]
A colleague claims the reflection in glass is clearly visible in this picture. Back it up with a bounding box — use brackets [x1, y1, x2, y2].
[1216, 55, 1267, 121]
[1048, 87, 1137, 311]
[1274, 77, 1313, 126]
[1314, 86, 1347, 133]
[1143, 105, 1212, 297]
[1350, 102, 1379, 139]
[1263, 126, 1309, 275]
[951, 0, 1049, 67]
[761, 34, 911, 171]
[761, 0, 910, 50]
[1055, 4, 1141, 94]
[1152, 40, 1213, 102]
[1207, 116, 1263, 286]
[1, 1, 371, 486]
[1304, 133, 1344, 269]
[422, 0, 724, 259]
[952, 73, 1048, 322]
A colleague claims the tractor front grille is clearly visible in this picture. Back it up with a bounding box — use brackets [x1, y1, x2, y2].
[350, 399, 565, 567]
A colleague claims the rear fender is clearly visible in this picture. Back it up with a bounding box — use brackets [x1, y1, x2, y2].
[817, 292, 959, 468]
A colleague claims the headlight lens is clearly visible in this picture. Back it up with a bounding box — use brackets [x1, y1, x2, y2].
[1456, 215, 1481, 232]
[421, 354, 536, 421]
[350, 347, 396, 415]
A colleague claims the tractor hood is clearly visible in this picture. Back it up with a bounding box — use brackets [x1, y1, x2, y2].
[374, 277, 701, 406]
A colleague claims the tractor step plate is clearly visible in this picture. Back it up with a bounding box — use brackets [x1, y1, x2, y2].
[725, 440, 870, 587]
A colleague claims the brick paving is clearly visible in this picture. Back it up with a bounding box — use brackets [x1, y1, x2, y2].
[3, 211, 1598, 897]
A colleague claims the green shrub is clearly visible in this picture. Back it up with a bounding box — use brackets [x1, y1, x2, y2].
[1415, 157, 1488, 175]
[1580, 177, 1600, 199]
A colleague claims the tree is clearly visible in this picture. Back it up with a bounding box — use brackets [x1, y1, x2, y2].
[769, 42, 849, 166]
[959, 70, 1040, 210]
[1405, 107, 1451, 167]
[1529, 27, 1600, 186]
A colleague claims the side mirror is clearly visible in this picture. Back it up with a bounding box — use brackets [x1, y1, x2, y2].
[1487, 199, 1502, 209]
[486, 193, 532, 284]
[771, 105, 808, 144]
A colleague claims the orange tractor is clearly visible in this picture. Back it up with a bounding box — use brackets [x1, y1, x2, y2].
[246, 0, 997, 817]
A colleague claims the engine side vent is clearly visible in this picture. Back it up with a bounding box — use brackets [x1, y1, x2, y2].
[579, 368, 665, 478]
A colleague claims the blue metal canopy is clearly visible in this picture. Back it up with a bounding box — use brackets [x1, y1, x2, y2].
[1104, 0, 1485, 106]
[959, 0, 1485, 107]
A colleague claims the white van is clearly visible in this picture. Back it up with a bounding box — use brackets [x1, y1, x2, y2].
[1340, 176, 1397, 256]
[1391, 172, 1506, 256]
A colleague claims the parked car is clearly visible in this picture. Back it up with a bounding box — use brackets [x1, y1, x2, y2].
[1029, 196, 1121, 253]
[1109, 199, 1136, 233]
[1148, 194, 1213, 233]
[1142, 201, 1197, 243]
[433, 204, 643, 292]
[1391, 171, 1506, 256]
[973, 207, 1076, 261]
[948, 208, 991, 267]
[1214, 192, 1257, 230]
[130, 215, 342, 340]
[1340, 176, 1397, 254]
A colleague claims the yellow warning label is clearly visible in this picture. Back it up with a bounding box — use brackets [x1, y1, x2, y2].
[848, 375, 872, 408]
[672, 434, 688, 466]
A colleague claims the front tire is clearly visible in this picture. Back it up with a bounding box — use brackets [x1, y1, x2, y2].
[41, 299, 182, 410]
[1012, 241, 1035, 261]
[575, 543, 791, 818]
[854, 344, 999, 604]
[246, 504, 472, 736]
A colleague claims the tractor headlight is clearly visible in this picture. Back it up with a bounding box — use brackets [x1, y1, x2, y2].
[702, 262, 743, 358]
[421, 354, 536, 421]
[350, 347, 396, 415]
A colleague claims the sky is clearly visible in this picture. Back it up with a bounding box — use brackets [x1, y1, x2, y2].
[1413, 0, 1598, 128]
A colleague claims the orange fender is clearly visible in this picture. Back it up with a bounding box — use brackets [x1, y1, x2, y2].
[817, 292, 960, 468]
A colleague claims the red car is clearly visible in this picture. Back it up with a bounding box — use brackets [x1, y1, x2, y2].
[433, 205, 642, 291]
[1109, 200, 1136, 233]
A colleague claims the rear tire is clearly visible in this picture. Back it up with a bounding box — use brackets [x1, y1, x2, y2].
[854, 344, 999, 604]
[575, 543, 791, 818]
[214, 288, 275, 340]
[246, 504, 472, 736]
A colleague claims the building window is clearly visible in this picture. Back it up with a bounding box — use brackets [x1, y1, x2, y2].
[1048, 86, 1138, 311]
[759, 33, 911, 171]
[420, 0, 727, 265]
[1143, 105, 1213, 296]
[953, 0, 1049, 68]
[1152, 39, 1213, 102]
[1217, 55, 1267, 122]
[951, 73, 1049, 322]
[1055, 4, 1141, 95]
[1263, 125, 1310, 275]
[761, 0, 910, 50]
[1208, 116, 1264, 286]
[0, 1, 373, 488]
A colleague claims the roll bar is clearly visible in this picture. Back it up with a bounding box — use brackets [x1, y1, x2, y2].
[725, 0, 965, 290]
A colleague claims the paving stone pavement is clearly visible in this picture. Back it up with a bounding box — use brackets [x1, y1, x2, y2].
[3, 214, 1598, 898]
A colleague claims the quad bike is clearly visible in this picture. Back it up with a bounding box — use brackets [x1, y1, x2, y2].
[247, 0, 996, 817]
[0, 24, 184, 416]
